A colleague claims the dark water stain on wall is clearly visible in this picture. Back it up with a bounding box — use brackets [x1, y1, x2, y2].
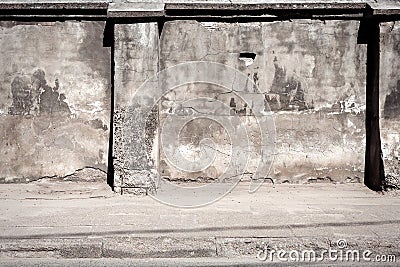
[384, 80, 400, 119]
[266, 57, 308, 111]
[8, 69, 71, 116]
[87, 118, 108, 131]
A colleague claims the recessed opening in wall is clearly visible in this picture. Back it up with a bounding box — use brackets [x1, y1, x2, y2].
[239, 52, 256, 66]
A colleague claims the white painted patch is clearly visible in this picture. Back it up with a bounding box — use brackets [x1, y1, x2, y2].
[239, 57, 254, 67]
[342, 95, 365, 114]
[136, 23, 156, 47]
[177, 144, 203, 162]
[68, 101, 103, 115]
[200, 22, 218, 31]
[314, 95, 365, 115]
[200, 22, 230, 32]
[74, 23, 86, 44]
[347, 118, 355, 128]
[383, 133, 400, 161]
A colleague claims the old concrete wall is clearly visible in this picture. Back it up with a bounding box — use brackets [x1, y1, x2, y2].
[380, 21, 400, 189]
[263, 20, 366, 182]
[0, 17, 396, 190]
[0, 21, 111, 182]
[159, 20, 366, 183]
[114, 19, 367, 191]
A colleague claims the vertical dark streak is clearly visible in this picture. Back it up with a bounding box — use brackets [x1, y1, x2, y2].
[365, 18, 385, 191]
[104, 19, 115, 190]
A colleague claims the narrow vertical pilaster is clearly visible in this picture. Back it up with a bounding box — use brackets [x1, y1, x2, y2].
[105, 19, 115, 190]
[365, 19, 385, 191]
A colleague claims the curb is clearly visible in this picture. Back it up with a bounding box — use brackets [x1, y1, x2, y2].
[1, 236, 399, 259]
[0, 237, 216, 259]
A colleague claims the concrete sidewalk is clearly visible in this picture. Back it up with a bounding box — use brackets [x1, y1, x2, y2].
[0, 180, 399, 262]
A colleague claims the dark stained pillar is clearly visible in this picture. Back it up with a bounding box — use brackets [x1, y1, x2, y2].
[104, 19, 115, 190]
[365, 18, 385, 191]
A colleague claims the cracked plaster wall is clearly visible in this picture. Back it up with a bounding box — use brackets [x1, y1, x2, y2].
[380, 21, 400, 189]
[0, 21, 111, 182]
[0, 19, 393, 188]
[114, 19, 367, 190]
[159, 20, 366, 183]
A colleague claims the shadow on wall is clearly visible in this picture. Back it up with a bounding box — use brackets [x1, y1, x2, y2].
[384, 80, 400, 119]
[8, 69, 71, 116]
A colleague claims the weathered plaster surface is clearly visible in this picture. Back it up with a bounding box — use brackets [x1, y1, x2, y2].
[0, 21, 111, 182]
[158, 20, 366, 183]
[114, 19, 366, 190]
[380, 21, 400, 189]
[113, 23, 159, 192]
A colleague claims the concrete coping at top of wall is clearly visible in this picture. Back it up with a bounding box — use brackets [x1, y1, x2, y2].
[0, 0, 399, 18]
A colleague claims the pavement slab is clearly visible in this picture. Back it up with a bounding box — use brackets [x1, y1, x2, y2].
[0, 180, 399, 262]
